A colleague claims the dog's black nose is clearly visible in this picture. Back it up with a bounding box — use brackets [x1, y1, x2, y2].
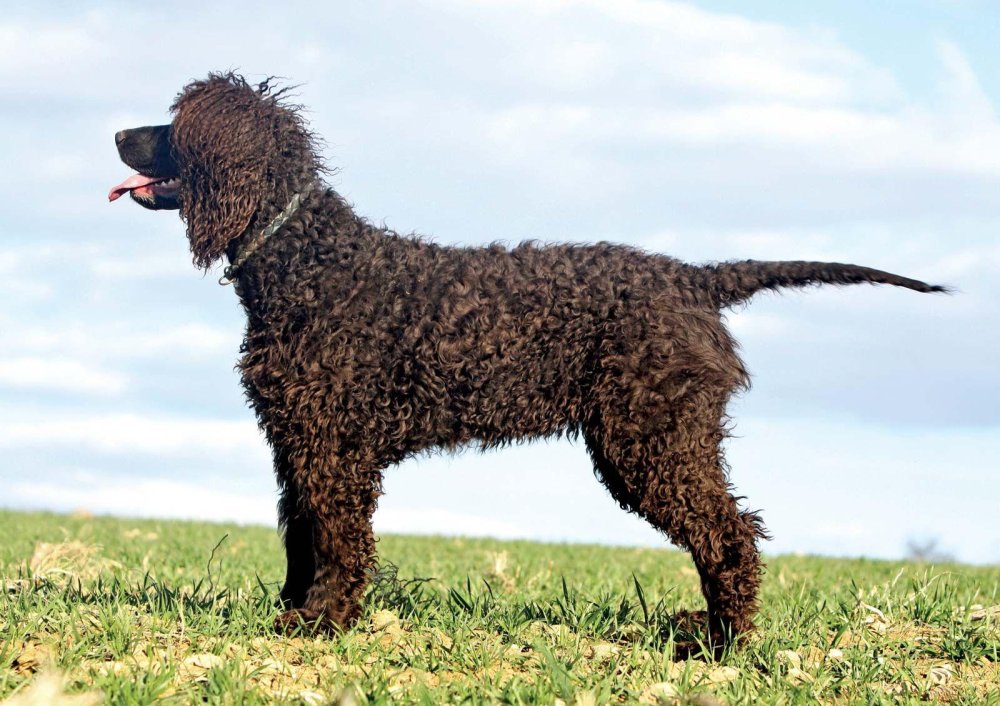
[115, 130, 128, 146]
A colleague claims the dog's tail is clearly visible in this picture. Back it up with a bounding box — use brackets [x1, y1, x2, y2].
[700, 260, 949, 307]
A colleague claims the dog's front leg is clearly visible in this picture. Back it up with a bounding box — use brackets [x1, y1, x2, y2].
[276, 470, 315, 610]
[274, 450, 384, 635]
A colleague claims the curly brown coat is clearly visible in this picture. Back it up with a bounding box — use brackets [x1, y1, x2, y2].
[112, 72, 946, 652]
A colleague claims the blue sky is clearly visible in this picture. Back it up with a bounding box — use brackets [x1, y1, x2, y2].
[1, 0, 998, 562]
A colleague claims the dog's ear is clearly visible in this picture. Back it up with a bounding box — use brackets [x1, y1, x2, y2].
[179, 163, 267, 268]
[170, 74, 275, 268]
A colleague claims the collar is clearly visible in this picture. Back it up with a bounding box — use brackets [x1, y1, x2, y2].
[220, 182, 316, 285]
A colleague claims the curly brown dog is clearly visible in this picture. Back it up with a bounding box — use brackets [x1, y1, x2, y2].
[110, 72, 946, 652]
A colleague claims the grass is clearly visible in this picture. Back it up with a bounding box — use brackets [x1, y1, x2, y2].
[1, 509, 998, 705]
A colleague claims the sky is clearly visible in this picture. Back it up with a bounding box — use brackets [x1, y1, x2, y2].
[1, 0, 998, 563]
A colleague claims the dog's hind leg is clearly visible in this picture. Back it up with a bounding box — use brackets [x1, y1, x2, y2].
[586, 387, 766, 654]
[274, 442, 384, 635]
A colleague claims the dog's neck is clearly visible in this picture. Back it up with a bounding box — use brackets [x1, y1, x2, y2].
[221, 181, 317, 284]
[222, 172, 319, 280]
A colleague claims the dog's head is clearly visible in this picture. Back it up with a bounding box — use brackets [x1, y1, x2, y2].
[110, 72, 321, 268]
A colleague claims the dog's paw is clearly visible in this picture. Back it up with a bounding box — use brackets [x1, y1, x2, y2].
[273, 608, 337, 636]
[670, 609, 709, 633]
[671, 638, 726, 662]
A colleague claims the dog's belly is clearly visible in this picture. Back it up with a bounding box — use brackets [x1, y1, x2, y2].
[394, 323, 590, 450]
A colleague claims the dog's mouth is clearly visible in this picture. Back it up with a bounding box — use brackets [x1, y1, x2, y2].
[108, 174, 181, 204]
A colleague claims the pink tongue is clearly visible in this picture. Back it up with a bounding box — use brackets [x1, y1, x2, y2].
[108, 174, 166, 202]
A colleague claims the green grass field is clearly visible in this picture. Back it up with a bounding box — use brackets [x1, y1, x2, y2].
[1, 510, 997, 705]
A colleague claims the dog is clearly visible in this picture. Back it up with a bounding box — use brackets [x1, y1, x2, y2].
[110, 72, 946, 652]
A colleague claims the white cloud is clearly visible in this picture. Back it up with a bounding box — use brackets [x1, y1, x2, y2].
[31, 154, 90, 181]
[0, 357, 127, 395]
[8, 476, 278, 527]
[6, 476, 525, 539]
[934, 39, 995, 126]
[442, 0, 890, 103]
[0, 236, 191, 283]
[375, 508, 524, 539]
[935, 242, 1000, 279]
[89, 252, 195, 280]
[0, 412, 266, 457]
[0, 242, 238, 368]
[4, 472, 626, 544]
[0, 249, 55, 301]
[0, 18, 107, 83]
[521, 40, 615, 89]
[814, 522, 868, 540]
[725, 311, 790, 339]
[728, 416, 1000, 563]
[692, 52, 849, 102]
[0, 321, 237, 360]
[479, 96, 1000, 180]
[408, 1, 1000, 198]
[714, 229, 839, 259]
